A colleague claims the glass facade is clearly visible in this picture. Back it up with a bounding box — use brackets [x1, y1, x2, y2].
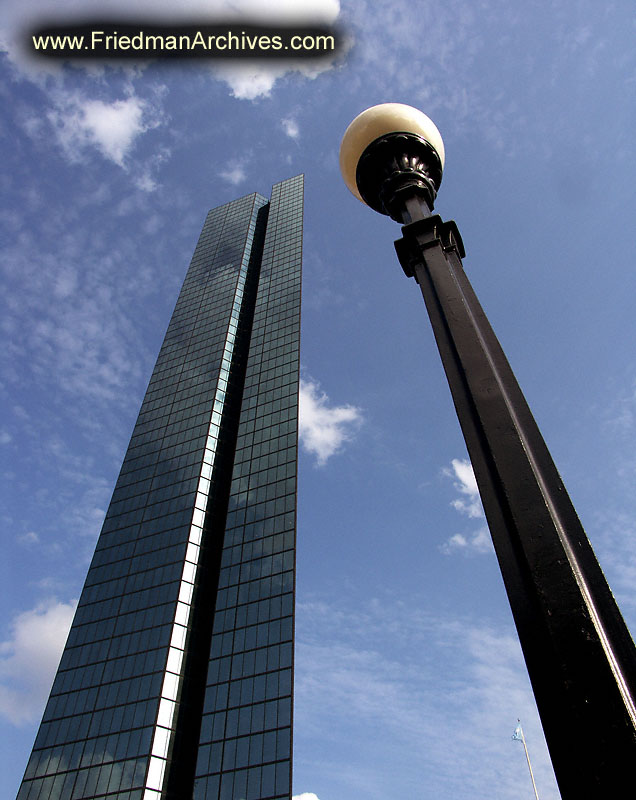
[17, 175, 303, 800]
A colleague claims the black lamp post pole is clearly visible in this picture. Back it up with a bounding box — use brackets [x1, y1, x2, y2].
[356, 132, 636, 797]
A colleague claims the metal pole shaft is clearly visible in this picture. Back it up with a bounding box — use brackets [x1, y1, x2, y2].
[395, 213, 636, 797]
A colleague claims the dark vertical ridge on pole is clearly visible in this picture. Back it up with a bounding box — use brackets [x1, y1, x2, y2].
[395, 214, 636, 797]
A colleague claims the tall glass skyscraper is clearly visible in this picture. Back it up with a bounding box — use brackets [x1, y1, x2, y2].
[17, 175, 303, 800]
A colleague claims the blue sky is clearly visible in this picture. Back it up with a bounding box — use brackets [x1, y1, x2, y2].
[2, 1, 636, 798]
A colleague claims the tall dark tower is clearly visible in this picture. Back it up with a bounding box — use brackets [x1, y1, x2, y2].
[17, 175, 303, 800]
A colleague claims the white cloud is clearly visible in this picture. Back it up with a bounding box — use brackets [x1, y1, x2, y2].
[282, 116, 300, 139]
[0, 599, 76, 725]
[213, 63, 291, 101]
[441, 459, 491, 555]
[214, 53, 340, 101]
[447, 458, 482, 518]
[17, 531, 40, 545]
[219, 158, 249, 185]
[293, 794, 321, 800]
[441, 526, 491, 555]
[135, 171, 158, 192]
[299, 377, 362, 465]
[0, 430, 11, 445]
[47, 93, 153, 167]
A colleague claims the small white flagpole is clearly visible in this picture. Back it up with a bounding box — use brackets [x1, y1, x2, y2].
[516, 720, 540, 800]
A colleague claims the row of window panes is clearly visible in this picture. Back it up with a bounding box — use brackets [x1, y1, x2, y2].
[205, 668, 293, 714]
[197, 728, 289, 775]
[242, 398, 298, 424]
[192, 760, 289, 800]
[71, 582, 175, 631]
[73, 565, 180, 611]
[245, 353, 298, 380]
[249, 317, 299, 342]
[209, 615, 293, 660]
[243, 340, 299, 366]
[101, 491, 197, 533]
[134, 388, 223, 433]
[142, 380, 219, 410]
[167, 299, 239, 331]
[238, 406, 297, 435]
[158, 328, 230, 359]
[104, 484, 196, 524]
[25, 726, 152, 781]
[204, 680, 292, 719]
[53, 648, 166, 697]
[228, 476, 295, 510]
[116, 453, 198, 487]
[144, 364, 218, 400]
[263, 245, 301, 265]
[94, 527, 191, 579]
[261, 287, 301, 310]
[248, 320, 299, 347]
[19, 756, 148, 799]
[224, 490, 296, 529]
[108, 474, 199, 515]
[243, 371, 298, 397]
[145, 373, 220, 403]
[150, 338, 228, 373]
[68, 601, 175, 650]
[93, 516, 187, 561]
[34, 697, 157, 750]
[241, 383, 297, 407]
[227, 639, 292, 682]
[235, 424, 296, 453]
[256, 255, 301, 278]
[218, 547, 294, 588]
[86, 537, 188, 588]
[219, 531, 294, 572]
[252, 288, 300, 312]
[252, 310, 300, 333]
[145, 360, 219, 393]
[171, 283, 233, 312]
[206, 642, 292, 691]
[212, 594, 293, 636]
[43, 670, 163, 723]
[136, 390, 211, 423]
[222, 524, 294, 556]
[230, 461, 295, 497]
[232, 451, 297, 482]
[242, 336, 298, 365]
[249, 321, 300, 348]
[227, 481, 295, 515]
[228, 506, 295, 537]
[61, 623, 172, 672]
[240, 379, 298, 407]
[233, 442, 296, 477]
[214, 569, 293, 612]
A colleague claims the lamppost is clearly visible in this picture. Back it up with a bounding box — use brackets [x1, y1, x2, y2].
[339, 103, 636, 797]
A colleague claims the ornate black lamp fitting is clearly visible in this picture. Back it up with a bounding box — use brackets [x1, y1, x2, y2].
[355, 132, 442, 221]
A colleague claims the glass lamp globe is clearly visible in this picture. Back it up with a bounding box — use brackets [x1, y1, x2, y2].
[339, 103, 445, 205]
